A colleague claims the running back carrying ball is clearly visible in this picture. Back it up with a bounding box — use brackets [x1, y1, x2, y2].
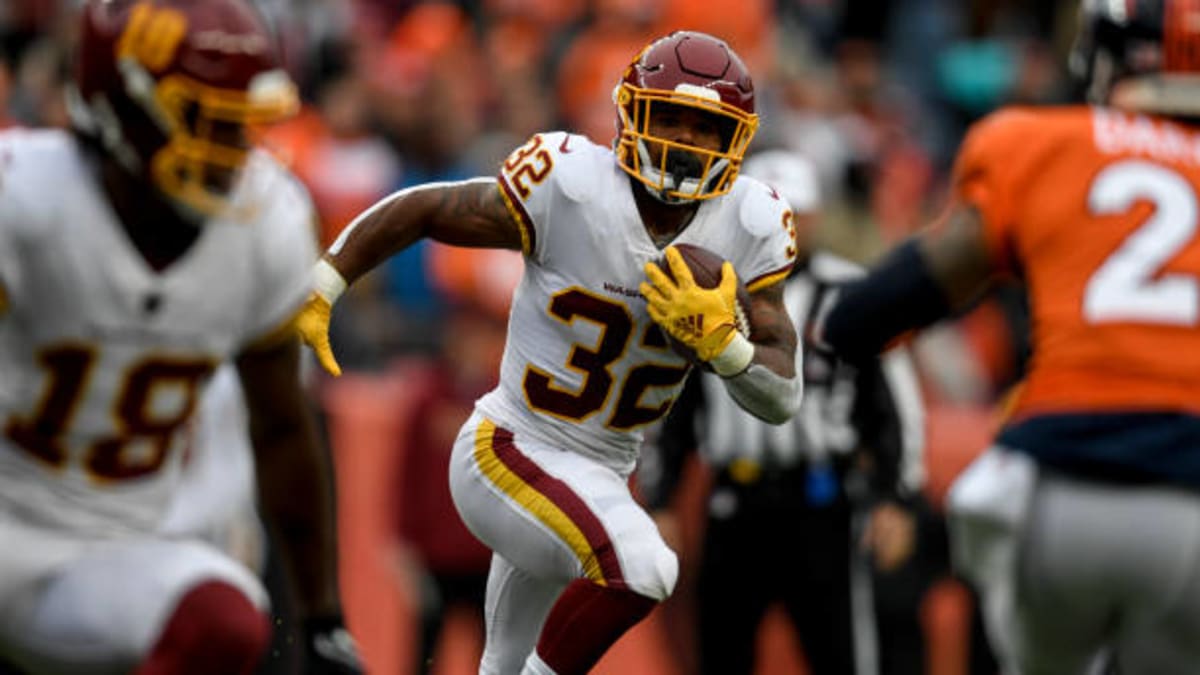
[653, 243, 753, 368]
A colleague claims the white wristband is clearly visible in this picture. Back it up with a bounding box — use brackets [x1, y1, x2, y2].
[709, 332, 754, 377]
[313, 259, 347, 304]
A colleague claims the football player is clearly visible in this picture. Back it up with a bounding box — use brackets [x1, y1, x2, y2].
[815, 1, 1200, 673]
[0, 1, 357, 674]
[298, 31, 802, 675]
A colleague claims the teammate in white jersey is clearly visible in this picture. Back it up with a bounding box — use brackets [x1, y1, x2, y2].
[0, 1, 357, 673]
[298, 31, 802, 675]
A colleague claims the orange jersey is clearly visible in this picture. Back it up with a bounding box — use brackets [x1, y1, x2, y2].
[957, 106, 1200, 418]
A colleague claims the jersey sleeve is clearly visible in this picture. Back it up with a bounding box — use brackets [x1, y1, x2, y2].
[244, 165, 319, 347]
[953, 108, 1035, 274]
[735, 180, 799, 293]
[495, 131, 586, 265]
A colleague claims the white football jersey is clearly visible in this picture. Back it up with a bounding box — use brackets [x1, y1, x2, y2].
[0, 128, 316, 535]
[479, 132, 796, 474]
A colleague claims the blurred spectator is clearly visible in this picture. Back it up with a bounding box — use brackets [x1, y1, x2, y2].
[362, 4, 491, 357]
[553, 1, 660, 145]
[767, 35, 933, 266]
[371, 2, 485, 176]
[427, 246, 524, 321]
[261, 38, 407, 371]
[264, 40, 400, 248]
[389, 302, 507, 674]
[388, 218, 521, 673]
[481, 0, 586, 34]
[829, 38, 934, 250]
[653, 0, 775, 76]
[467, 15, 557, 172]
[934, 0, 1070, 138]
[254, 0, 355, 80]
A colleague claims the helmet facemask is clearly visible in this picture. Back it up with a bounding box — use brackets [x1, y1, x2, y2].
[615, 83, 758, 204]
[143, 67, 297, 219]
[69, 0, 299, 223]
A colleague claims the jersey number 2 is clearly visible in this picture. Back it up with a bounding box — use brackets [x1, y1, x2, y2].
[1084, 160, 1199, 325]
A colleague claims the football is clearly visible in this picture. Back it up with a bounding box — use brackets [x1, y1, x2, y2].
[653, 243, 753, 367]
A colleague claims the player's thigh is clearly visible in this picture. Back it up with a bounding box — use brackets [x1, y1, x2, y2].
[0, 529, 266, 675]
[947, 450, 1095, 673]
[1009, 475, 1199, 675]
[450, 413, 677, 600]
[1108, 488, 1200, 674]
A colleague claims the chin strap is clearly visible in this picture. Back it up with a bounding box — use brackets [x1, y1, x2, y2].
[635, 140, 728, 203]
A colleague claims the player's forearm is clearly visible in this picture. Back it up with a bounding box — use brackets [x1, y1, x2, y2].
[714, 289, 802, 423]
[818, 208, 993, 363]
[817, 239, 952, 363]
[253, 418, 342, 617]
[721, 360, 801, 424]
[739, 279, 798, 380]
[748, 333, 797, 380]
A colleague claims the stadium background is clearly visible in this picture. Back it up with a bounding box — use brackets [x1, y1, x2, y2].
[0, 0, 1075, 672]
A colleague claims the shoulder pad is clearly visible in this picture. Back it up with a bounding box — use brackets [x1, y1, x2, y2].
[499, 131, 605, 205]
[541, 131, 603, 204]
[967, 106, 1055, 149]
[233, 151, 316, 226]
[0, 128, 78, 181]
[737, 176, 790, 238]
[0, 129, 82, 231]
[238, 150, 300, 200]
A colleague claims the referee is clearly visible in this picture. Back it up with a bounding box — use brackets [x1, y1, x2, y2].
[641, 149, 933, 675]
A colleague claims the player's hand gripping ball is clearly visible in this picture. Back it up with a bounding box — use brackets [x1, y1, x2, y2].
[641, 243, 752, 369]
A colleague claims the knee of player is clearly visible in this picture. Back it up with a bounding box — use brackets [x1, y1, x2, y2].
[140, 580, 270, 671]
[615, 540, 678, 601]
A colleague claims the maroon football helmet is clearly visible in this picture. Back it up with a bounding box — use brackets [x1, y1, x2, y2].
[613, 31, 758, 203]
[68, 0, 298, 218]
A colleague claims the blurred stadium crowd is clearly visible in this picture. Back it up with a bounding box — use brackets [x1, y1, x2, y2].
[0, 1, 1081, 673]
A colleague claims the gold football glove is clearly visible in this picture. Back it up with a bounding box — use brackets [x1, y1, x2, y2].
[297, 259, 349, 377]
[640, 246, 743, 364]
[296, 293, 342, 376]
